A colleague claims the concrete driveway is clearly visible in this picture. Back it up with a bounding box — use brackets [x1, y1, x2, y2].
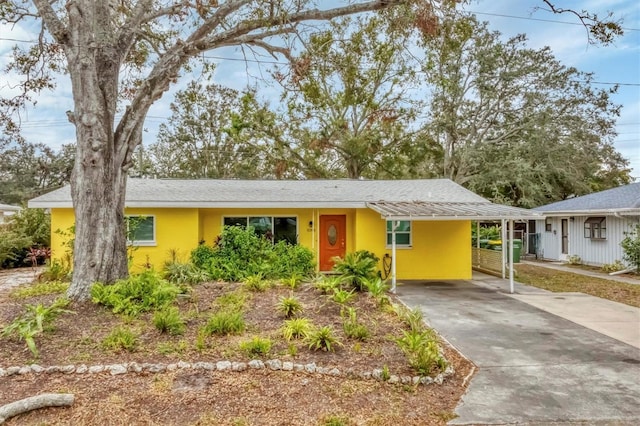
[396, 274, 640, 425]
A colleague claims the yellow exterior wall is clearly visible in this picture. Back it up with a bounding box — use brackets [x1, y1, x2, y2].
[355, 209, 472, 280]
[49, 208, 200, 271]
[49, 206, 471, 280]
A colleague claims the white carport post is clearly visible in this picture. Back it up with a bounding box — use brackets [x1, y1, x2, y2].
[501, 219, 507, 279]
[391, 220, 398, 293]
[509, 219, 515, 293]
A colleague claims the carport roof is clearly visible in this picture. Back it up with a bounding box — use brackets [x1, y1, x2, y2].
[367, 201, 541, 221]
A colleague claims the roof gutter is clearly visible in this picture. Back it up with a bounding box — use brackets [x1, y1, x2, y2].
[537, 208, 640, 217]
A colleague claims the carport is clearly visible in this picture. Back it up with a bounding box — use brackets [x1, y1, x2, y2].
[366, 201, 542, 293]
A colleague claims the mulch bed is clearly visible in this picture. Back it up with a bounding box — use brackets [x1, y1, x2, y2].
[0, 279, 474, 425]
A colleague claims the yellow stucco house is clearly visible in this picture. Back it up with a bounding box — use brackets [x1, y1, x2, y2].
[29, 178, 537, 282]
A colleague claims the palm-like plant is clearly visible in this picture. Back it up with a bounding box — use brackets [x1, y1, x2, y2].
[331, 250, 379, 291]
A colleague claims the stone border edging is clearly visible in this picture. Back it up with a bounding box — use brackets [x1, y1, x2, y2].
[0, 360, 454, 386]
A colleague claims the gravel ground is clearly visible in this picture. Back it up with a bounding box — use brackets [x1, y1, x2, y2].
[0, 267, 43, 292]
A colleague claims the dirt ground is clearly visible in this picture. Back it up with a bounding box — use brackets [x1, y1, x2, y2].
[0, 271, 474, 425]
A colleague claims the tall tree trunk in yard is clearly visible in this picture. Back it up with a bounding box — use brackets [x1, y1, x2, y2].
[63, 2, 131, 301]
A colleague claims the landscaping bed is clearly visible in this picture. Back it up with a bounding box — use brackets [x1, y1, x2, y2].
[0, 276, 473, 425]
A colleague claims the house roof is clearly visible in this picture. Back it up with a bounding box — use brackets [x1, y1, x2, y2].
[533, 182, 640, 216]
[0, 203, 21, 212]
[368, 201, 539, 221]
[28, 178, 539, 220]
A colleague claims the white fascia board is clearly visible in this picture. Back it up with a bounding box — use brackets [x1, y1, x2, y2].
[539, 209, 640, 217]
[379, 215, 542, 221]
[28, 201, 367, 209]
[28, 201, 73, 208]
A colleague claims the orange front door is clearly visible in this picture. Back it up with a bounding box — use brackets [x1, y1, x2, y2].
[319, 215, 346, 271]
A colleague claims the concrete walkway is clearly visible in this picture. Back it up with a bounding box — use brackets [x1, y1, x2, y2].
[396, 274, 640, 425]
[521, 259, 640, 286]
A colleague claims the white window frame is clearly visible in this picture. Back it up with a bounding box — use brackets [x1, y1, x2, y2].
[126, 215, 156, 246]
[545, 217, 552, 232]
[386, 220, 412, 248]
[222, 215, 299, 244]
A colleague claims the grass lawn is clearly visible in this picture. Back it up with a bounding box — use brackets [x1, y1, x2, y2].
[515, 264, 640, 308]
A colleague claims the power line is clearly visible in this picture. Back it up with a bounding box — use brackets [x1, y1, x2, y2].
[466, 10, 640, 32]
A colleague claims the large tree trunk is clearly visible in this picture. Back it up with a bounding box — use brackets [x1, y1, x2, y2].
[64, 1, 130, 302]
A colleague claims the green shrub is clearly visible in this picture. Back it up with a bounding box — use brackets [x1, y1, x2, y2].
[91, 270, 180, 317]
[363, 276, 389, 298]
[331, 288, 355, 305]
[322, 415, 352, 426]
[278, 295, 303, 318]
[601, 260, 625, 273]
[193, 227, 315, 282]
[306, 325, 341, 352]
[39, 259, 72, 282]
[204, 310, 245, 336]
[281, 318, 312, 341]
[396, 329, 447, 375]
[621, 224, 640, 273]
[11, 281, 69, 299]
[332, 251, 379, 291]
[341, 307, 370, 341]
[566, 254, 582, 265]
[102, 326, 138, 352]
[215, 291, 246, 312]
[281, 275, 302, 290]
[239, 336, 272, 357]
[153, 307, 186, 335]
[244, 274, 270, 292]
[0, 208, 50, 269]
[313, 276, 342, 294]
[270, 241, 315, 279]
[190, 243, 217, 270]
[395, 306, 425, 332]
[1, 297, 72, 357]
[163, 261, 210, 285]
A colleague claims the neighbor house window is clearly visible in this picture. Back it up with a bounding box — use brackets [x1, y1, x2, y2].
[584, 217, 606, 239]
[223, 216, 297, 244]
[386, 220, 411, 247]
[545, 218, 552, 232]
[126, 216, 155, 245]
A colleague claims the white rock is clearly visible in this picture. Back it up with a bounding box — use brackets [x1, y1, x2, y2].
[60, 365, 75, 374]
[128, 362, 142, 373]
[412, 376, 421, 385]
[177, 361, 191, 369]
[401, 376, 412, 385]
[304, 363, 316, 373]
[109, 364, 127, 375]
[148, 364, 166, 373]
[6, 366, 20, 376]
[328, 368, 340, 376]
[281, 362, 293, 371]
[166, 363, 178, 371]
[88, 365, 105, 374]
[372, 369, 383, 381]
[45, 366, 60, 373]
[248, 360, 264, 369]
[193, 362, 215, 370]
[293, 363, 305, 372]
[75, 365, 88, 374]
[0, 368, 5, 377]
[30, 364, 44, 373]
[388, 375, 399, 384]
[232, 362, 247, 372]
[266, 359, 282, 371]
[18, 366, 31, 375]
[434, 374, 443, 385]
[444, 365, 454, 376]
[216, 361, 232, 371]
[420, 376, 433, 385]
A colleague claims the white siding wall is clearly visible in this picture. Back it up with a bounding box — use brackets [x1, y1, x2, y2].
[538, 215, 639, 266]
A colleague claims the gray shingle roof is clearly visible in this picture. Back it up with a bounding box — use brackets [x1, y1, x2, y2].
[533, 182, 640, 213]
[29, 179, 540, 219]
[29, 178, 488, 207]
[0, 203, 21, 211]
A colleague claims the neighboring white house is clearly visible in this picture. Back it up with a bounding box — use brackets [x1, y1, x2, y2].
[0, 203, 21, 225]
[532, 183, 640, 266]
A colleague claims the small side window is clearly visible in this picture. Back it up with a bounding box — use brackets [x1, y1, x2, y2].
[545, 218, 552, 232]
[584, 217, 606, 240]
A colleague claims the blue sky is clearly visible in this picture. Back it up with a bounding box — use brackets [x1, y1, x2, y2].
[1, 1, 638, 178]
